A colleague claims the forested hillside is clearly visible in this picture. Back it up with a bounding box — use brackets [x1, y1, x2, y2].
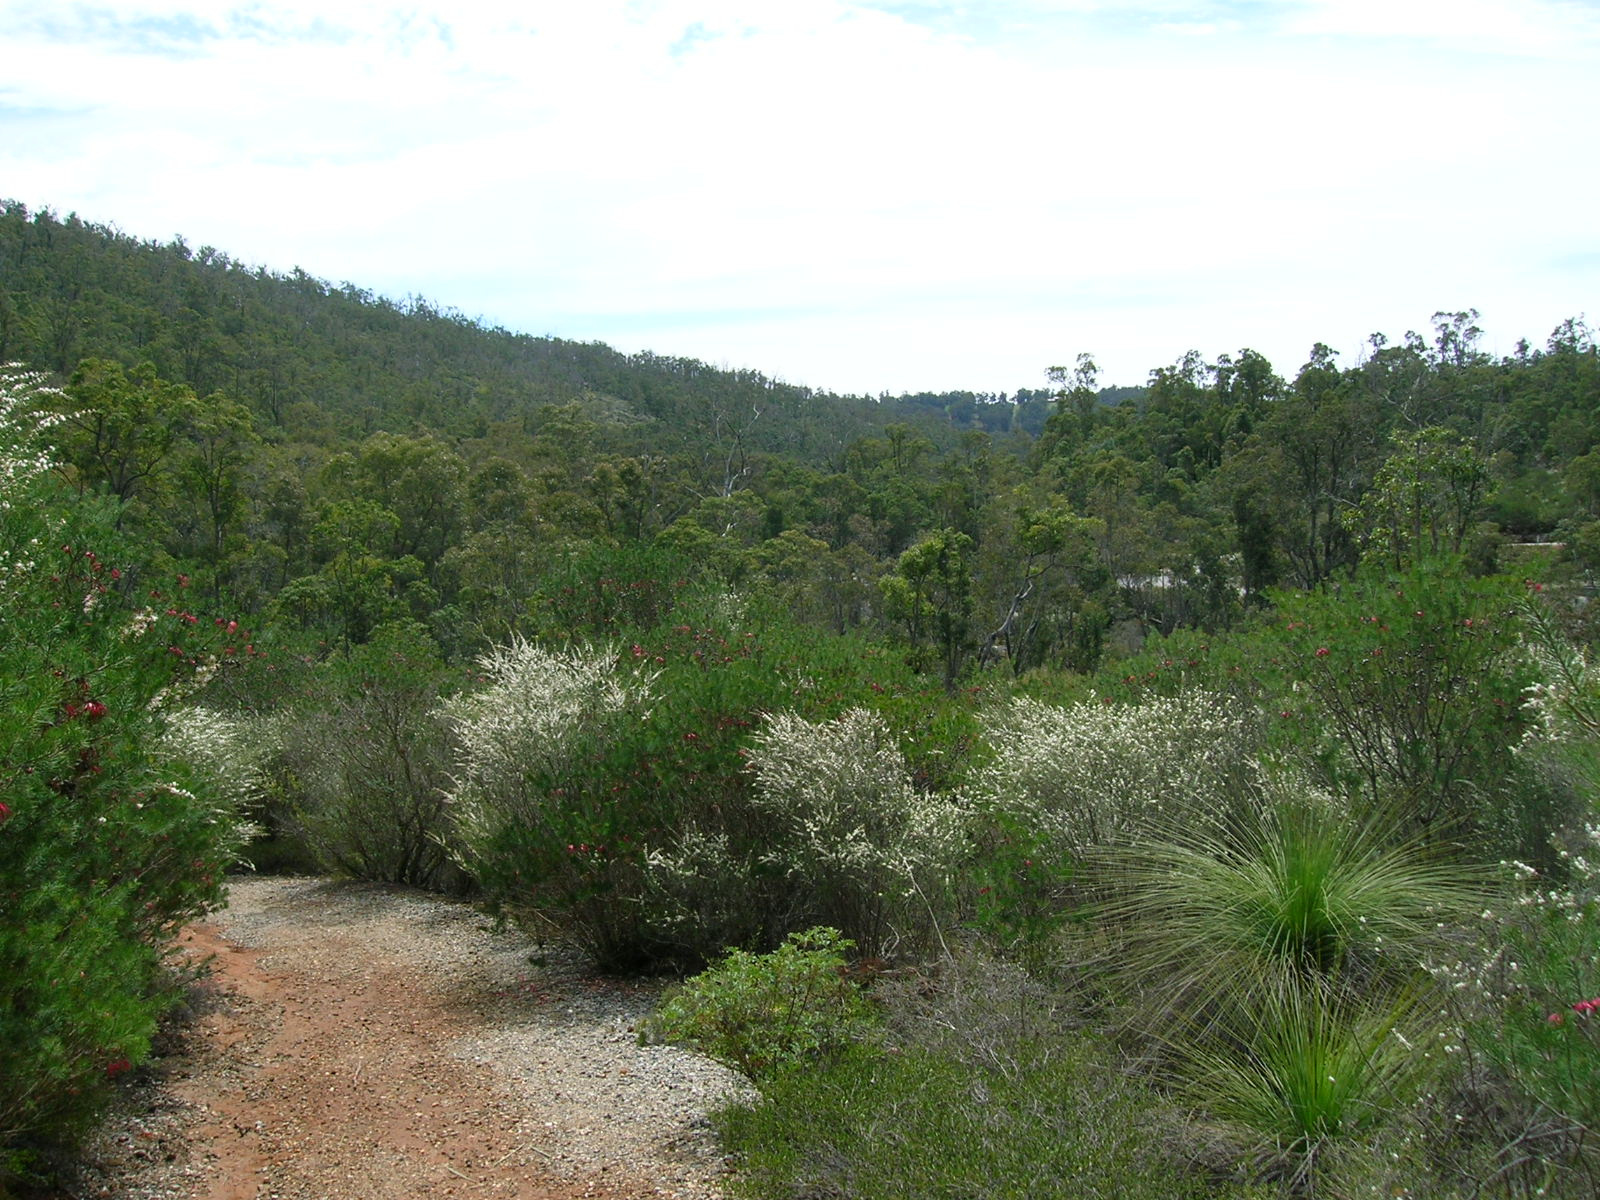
[5, 200, 1597, 674]
[6, 198, 1600, 1197]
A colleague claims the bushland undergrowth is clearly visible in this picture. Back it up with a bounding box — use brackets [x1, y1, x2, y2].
[8, 347, 1600, 1197]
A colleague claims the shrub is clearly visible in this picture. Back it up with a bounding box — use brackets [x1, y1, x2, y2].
[442, 635, 654, 961]
[740, 708, 966, 958]
[710, 948, 1214, 1200]
[258, 620, 463, 888]
[974, 689, 1263, 856]
[448, 584, 960, 971]
[1098, 798, 1477, 1005]
[1092, 796, 1479, 1190]
[1265, 561, 1531, 840]
[642, 927, 880, 1084]
[0, 364, 244, 1181]
[1429, 834, 1600, 1193]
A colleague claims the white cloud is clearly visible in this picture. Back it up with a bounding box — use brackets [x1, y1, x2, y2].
[1282, 0, 1600, 55]
[0, 0, 1595, 393]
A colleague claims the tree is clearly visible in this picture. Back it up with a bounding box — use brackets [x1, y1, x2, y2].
[56, 359, 200, 514]
[1257, 345, 1382, 586]
[975, 493, 1102, 674]
[1346, 428, 1490, 571]
[881, 528, 975, 690]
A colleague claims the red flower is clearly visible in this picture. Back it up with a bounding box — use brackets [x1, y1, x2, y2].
[105, 1057, 132, 1078]
[1314, 646, 1330, 658]
[1573, 997, 1600, 1016]
[0, 801, 11, 823]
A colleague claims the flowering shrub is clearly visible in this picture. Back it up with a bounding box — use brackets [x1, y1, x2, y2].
[160, 705, 266, 836]
[441, 636, 658, 963]
[974, 689, 1262, 856]
[0, 365, 245, 1180]
[444, 582, 956, 970]
[741, 708, 966, 957]
[1427, 829, 1600, 1187]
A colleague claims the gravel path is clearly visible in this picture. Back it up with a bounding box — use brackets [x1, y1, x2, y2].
[64, 876, 747, 1200]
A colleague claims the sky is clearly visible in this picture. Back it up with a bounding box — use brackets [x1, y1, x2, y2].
[1, 1, 1596, 396]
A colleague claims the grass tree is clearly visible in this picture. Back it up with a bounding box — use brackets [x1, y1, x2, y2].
[1094, 794, 1481, 1192]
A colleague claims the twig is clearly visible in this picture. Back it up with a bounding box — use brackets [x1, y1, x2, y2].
[493, 1141, 552, 1165]
[445, 1164, 471, 1181]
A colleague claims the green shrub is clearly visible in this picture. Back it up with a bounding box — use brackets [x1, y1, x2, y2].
[1093, 796, 1477, 1190]
[711, 949, 1214, 1200]
[1264, 561, 1532, 840]
[258, 620, 463, 889]
[0, 364, 245, 1181]
[446, 582, 963, 970]
[642, 927, 880, 1084]
[1099, 799, 1477, 1002]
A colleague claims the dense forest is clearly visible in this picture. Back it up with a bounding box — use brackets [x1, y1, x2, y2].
[4, 201, 1598, 677]
[4, 198, 1600, 1198]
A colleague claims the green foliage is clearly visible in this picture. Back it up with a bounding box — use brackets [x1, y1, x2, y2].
[716, 1044, 1217, 1200]
[1184, 982, 1442, 1189]
[881, 527, 975, 689]
[446, 569, 966, 969]
[710, 951, 1212, 1200]
[1454, 849, 1600, 1177]
[1345, 427, 1490, 571]
[1101, 801, 1477, 998]
[1093, 796, 1476, 1188]
[642, 927, 879, 1084]
[258, 620, 463, 889]
[0, 365, 244, 1177]
[1266, 561, 1531, 838]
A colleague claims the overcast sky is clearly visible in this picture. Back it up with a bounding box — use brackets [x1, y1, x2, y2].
[1, 1, 1596, 395]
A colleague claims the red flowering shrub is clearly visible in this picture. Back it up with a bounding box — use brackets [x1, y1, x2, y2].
[1, 366, 246, 1183]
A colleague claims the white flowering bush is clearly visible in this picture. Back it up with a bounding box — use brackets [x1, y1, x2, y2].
[974, 690, 1263, 856]
[0, 363, 66, 597]
[443, 636, 648, 848]
[743, 708, 967, 957]
[1424, 829, 1600, 1187]
[441, 636, 659, 964]
[159, 705, 267, 851]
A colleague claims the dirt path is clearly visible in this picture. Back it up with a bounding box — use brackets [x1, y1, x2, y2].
[64, 878, 740, 1200]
